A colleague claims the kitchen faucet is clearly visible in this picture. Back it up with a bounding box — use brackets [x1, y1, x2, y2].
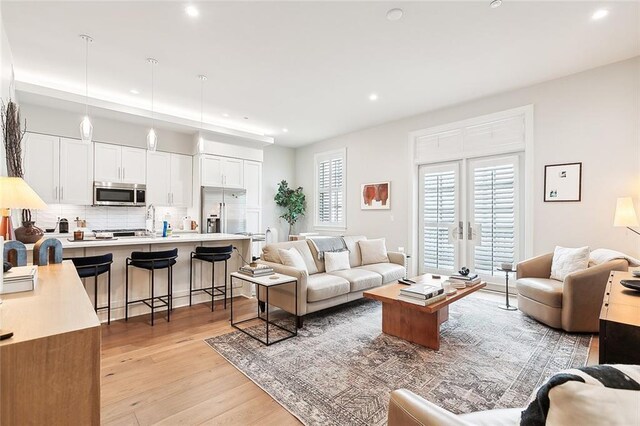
[146, 204, 156, 236]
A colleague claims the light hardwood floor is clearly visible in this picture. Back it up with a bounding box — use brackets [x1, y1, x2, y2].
[101, 292, 598, 424]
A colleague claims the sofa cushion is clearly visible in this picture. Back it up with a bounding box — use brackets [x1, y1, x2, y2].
[342, 235, 367, 267]
[278, 248, 308, 272]
[550, 246, 590, 281]
[516, 277, 563, 308]
[262, 240, 319, 274]
[359, 238, 389, 265]
[357, 263, 404, 283]
[459, 408, 522, 425]
[328, 268, 382, 292]
[307, 273, 350, 302]
[325, 250, 351, 273]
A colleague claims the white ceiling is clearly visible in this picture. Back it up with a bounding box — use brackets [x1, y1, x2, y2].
[3, 1, 639, 147]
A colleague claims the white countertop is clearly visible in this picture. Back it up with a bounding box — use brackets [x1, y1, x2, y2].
[24, 233, 251, 250]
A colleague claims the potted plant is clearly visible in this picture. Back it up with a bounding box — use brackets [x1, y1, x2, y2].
[274, 180, 306, 237]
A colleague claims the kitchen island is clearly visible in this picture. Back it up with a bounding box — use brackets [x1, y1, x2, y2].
[23, 233, 253, 323]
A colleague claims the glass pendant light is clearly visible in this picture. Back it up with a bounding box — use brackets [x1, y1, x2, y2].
[146, 58, 158, 151]
[79, 34, 93, 143]
[197, 74, 207, 154]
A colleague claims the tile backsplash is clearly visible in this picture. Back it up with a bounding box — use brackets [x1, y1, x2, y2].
[31, 205, 189, 231]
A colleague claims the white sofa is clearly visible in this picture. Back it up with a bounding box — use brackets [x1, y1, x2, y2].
[258, 236, 406, 326]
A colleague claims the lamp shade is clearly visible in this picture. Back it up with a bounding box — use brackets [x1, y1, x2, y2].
[0, 177, 47, 210]
[614, 197, 639, 227]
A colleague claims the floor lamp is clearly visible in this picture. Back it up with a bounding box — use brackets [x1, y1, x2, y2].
[0, 176, 48, 340]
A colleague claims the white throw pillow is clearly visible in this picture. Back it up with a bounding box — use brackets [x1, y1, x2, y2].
[359, 238, 389, 265]
[550, 246, 590, 281]
[324, 251, 351, 273]
[278, 248, 308, 272]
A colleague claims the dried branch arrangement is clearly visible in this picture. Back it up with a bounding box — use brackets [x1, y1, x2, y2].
[1, 99, 26, 178]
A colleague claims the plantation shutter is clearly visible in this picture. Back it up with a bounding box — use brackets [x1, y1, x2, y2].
[422, 168, 457, 272]
[472, 160, 517, 275]
[316, 150, 345, 226]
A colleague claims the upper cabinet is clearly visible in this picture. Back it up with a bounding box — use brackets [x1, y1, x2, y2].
[23, 133, 93, 205]
[146, 151, 192, 207]
[244, 160, 262, 208]
[94, 142, 146, 184]
[200, 154, 244, 188]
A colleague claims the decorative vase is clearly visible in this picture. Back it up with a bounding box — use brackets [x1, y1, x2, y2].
[14, 221, 44, 244]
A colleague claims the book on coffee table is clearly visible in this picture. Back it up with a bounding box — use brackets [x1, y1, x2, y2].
[399, 283, 444, 300]
[398, 293, 447, 307]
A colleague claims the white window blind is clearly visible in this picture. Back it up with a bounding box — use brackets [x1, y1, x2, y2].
[316, 149, 345, 227]
[423, 170, 456, 272]
[473, 163, 516, 275]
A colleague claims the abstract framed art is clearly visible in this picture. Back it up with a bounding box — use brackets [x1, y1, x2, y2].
[361, 182, 390, 210]
[544, 162, 582, 202]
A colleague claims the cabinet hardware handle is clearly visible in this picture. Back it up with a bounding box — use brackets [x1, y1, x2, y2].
[123, 168, 125, 180]
[55, 187, 58, 200]
[61, 187, 64, 201]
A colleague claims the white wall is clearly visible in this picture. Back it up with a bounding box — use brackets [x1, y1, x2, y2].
[296, 57, 640, 259]
[262, 144, 296, 242]
[0, 10, 15, 176]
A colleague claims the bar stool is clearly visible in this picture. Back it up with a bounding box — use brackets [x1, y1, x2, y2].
[125, 248, 178, 325]
[68, 253, 113, 324]
[189, 245, 233, 311]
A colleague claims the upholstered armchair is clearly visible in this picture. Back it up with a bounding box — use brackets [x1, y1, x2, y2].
[515, 254, 628, 332]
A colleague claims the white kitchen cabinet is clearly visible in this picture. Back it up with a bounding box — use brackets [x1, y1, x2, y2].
[170, 154, 192, 207]
[94, 142, 146, 184]
[59, 138, 93, 205]
[146, 151, 192, 207]
[201, 155, 223, 187]
[121, 147, 147, 184]
[222, 158, 244, 188]
[244, 160, 262, 208]
[23, 133, 93, 205]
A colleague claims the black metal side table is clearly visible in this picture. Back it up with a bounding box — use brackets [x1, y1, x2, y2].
[230, 272, 298, 346]
[497, 268, 518, 311]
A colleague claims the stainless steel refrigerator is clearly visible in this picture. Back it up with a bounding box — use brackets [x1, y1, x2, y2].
[200, 186, 247, 234]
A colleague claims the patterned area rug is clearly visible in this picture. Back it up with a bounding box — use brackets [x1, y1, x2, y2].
[205, 297, 591, 426]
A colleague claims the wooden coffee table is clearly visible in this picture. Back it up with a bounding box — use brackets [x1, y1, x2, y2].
[364, 275, 485, 350]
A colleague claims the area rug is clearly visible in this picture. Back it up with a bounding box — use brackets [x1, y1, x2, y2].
[205, 297, 591, 425]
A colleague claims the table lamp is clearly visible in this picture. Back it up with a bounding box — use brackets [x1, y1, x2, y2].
[0, 177, 47, 241]
[613, 197, 640, 236]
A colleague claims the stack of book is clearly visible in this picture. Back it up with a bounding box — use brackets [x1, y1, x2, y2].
[2, 265, 38, 294]
[238, 263, 274, 277]
[449, 273, 481, 288]
[398, 283, 446, 307]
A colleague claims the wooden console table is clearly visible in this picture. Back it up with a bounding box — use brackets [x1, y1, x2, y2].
[599, 271, 640, 364]
[0, 261, 101, 425]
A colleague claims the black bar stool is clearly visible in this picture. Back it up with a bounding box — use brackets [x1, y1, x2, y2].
[189, 245, 233, 311]
[68, 254, 114, 324]
[125, 248, 178, 326]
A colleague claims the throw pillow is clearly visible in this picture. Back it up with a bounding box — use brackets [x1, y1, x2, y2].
[325, 250, 351, 273]
[278, 248, 308, 272]
[359, 238, 389, 265]
[550, 246, 590, 281]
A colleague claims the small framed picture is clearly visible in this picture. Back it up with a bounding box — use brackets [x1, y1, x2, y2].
[361, 182, 390, 210]
[544, 162, 582, 202]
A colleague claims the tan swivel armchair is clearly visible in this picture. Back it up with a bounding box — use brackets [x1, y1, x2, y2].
[515, 254, 628, 332]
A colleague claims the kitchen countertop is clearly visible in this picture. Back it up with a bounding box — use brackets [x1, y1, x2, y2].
[24, 233, 251, 250]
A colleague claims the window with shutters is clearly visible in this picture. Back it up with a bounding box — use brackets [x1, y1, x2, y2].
[421, 167, 457, 273]
[315, 148, 346, 228]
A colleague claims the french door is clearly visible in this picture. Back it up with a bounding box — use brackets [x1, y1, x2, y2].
[418, 154, 523, 287]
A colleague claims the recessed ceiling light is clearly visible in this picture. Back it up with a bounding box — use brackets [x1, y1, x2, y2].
[489, 0, 502, 9]
[130, 89, 140, 95]
[591, 9, 609, 20]
[185, 5, 199, 17]
[282, 128, 289, 133]
[222, 113, 229, 117]
[386, 8, 403, 21]
[369, 93, 379, 101]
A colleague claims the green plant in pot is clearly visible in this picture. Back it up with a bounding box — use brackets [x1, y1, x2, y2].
[274, 180, 306, 236]
[1, 100, 45, 244]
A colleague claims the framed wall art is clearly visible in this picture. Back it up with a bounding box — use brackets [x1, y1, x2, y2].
[361, 182, 390, 210]
[544, 162, 582, 202]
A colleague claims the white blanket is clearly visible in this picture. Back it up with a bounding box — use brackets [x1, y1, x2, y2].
[589, 248, 640, 267]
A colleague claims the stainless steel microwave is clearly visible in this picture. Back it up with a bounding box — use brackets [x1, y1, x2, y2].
[93, 182, 146, 207]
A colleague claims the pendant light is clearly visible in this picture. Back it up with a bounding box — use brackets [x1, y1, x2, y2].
[197, 74, 207, 154]
[79, 34, 93, 143]
[146, 58, 158, 151]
